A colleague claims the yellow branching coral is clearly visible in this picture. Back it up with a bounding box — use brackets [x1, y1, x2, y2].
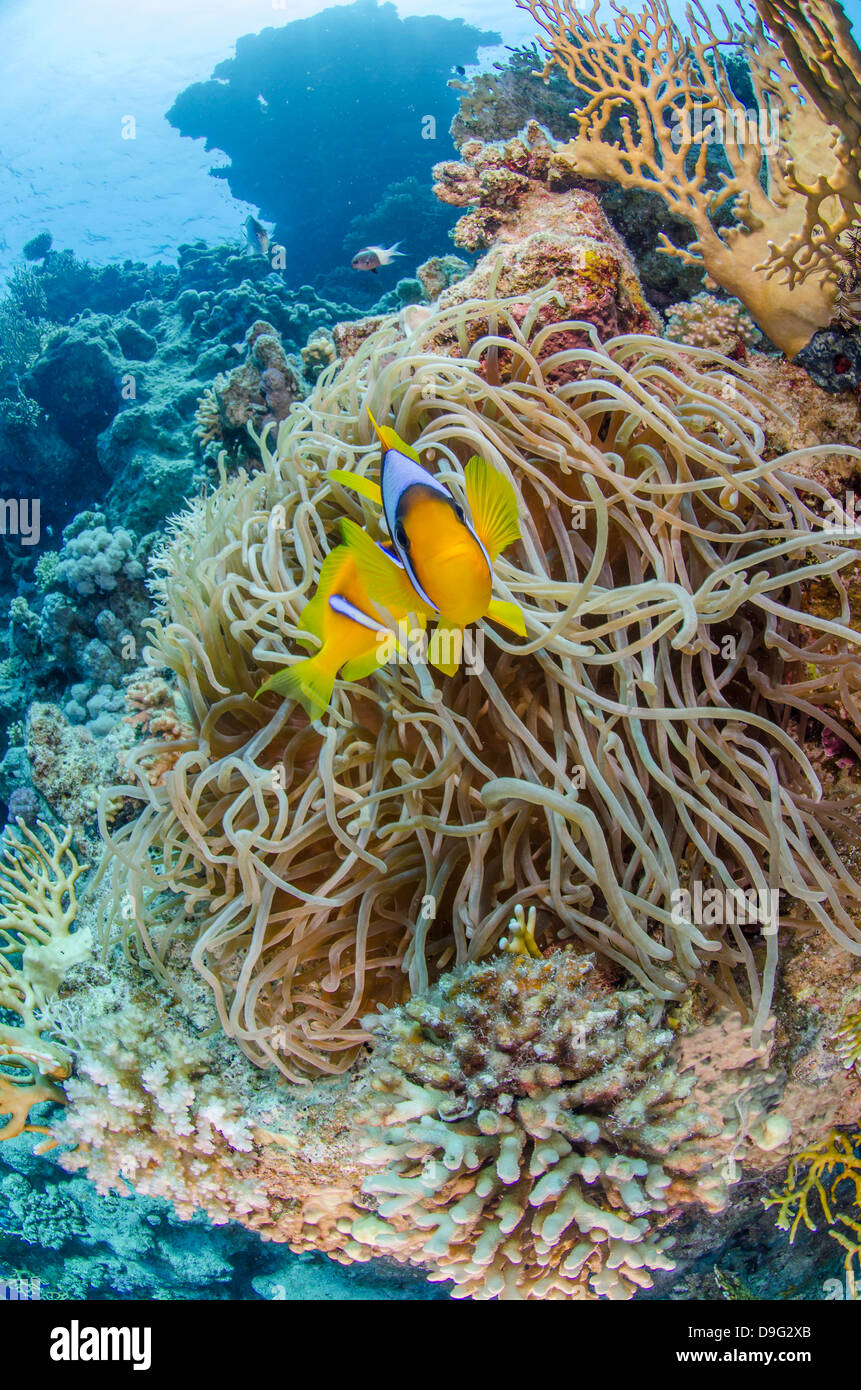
[100, 288, 861, 1082]
[522, 0, 859, 355]
[754, 0, 861, 293]
[0, 819, 91, 1143]
[764, 1128, 861, 1287]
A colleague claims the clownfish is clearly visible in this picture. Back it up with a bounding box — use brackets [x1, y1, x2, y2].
[255, 545, 417, 718]
[329, 411, 526, 675]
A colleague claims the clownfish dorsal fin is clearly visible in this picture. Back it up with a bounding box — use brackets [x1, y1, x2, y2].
[464, 455, 521, 561]
[367, 408, 421, 463]
[328, 468, 383, 507]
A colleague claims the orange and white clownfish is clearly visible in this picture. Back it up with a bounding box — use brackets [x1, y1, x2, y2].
[328, 410, 525, 674]
[254, 544, 417, 719]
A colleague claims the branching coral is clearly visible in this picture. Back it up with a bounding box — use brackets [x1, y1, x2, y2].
[663, 292, 763, 356]
[350, 949, 728, 1299]
[0, 820, 90, 1143]
[522, 0, 859, 357]
[122, 675, 194, 789]
[98, 288, 861, 1083]
[55, 976, 268, 1224]
[752, 0, 861, 295]
[764, 1127, 861, 1285]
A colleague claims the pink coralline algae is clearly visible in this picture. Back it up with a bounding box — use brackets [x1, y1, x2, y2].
[822, 727, 856, 769]
[429, 122, 658, 366]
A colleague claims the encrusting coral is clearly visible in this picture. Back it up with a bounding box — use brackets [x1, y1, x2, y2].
[0, 820, 90, 1144]
[431, 122, 658, 349]
[97, 285, 861, 1085]
[522, 0, 861, 360]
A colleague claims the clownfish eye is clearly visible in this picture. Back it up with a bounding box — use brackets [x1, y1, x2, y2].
[453, 503, 465, 523]
[395, 521, 410, 549]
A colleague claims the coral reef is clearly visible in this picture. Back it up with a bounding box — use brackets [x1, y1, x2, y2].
[1, 1130, 437, 1301]
[95, 287, 861, 1091]
[40, 887, 856, 1300]
[193, 320, 306, 466]
[727, 353, 861, 464]
[24, 703, 130, 852]
[0, 240, 405, 565]
[3, 0, 861, 1301]
[0, 511, 152, 743]
[523, 0, 861, 361]
[54, 514, 145, 598]
[431, 123, 658, 349]
[165, 1, 496, 287]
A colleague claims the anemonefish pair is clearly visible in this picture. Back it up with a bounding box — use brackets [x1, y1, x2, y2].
[256, 412, 525, 718]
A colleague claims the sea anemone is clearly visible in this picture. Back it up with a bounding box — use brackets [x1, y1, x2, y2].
[99, 289, 861, 1079]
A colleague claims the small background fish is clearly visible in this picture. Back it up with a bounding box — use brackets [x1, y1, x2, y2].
[351, 242, 404, 272]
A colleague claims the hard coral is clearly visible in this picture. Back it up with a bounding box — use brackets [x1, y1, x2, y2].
[351, 950, 727, 1299]
[54, 881, 858, 1299]
[122, 675, 193, 789]
[193, 320, 306, 462]
[663, 293, 764, 357]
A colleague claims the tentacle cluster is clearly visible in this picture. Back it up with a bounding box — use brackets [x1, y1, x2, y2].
[99, 290, 861, 1077]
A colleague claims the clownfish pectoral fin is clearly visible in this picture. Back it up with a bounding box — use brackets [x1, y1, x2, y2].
[428, 620, 464, 677]
[327, 469, 383, 507]
[464, 456, 521, 561]
[255, 657, 334, 721]
[366, 408, 421, 463]
[486, 598, 527, 637]
[340, 651, 386, 682]
[340, 516, 425, 614]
